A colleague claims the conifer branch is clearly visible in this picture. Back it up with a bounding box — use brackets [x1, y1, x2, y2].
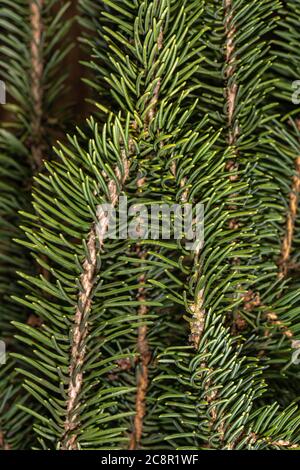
[171, 159, 206, 350]
[224, 0, 239, 210]
[144, 29, 163, 126]
[129, 28, 163, 451]
[30, 0, 44, 170]
[223, 0, 245, 335]
[250, 432, 299, 449]
[61, 229, 97, 450]
[171, 125, 205, 350]
[224, 0, 238, 149]
[0, 0, 76, 448]
[129, 251, 151, 450]
[270, 440, 298, 449]
[189, 289, 205, 350]
[0, 432, 11, 450]
[61, 154, 130, 450]
[2, 0, 300, 451]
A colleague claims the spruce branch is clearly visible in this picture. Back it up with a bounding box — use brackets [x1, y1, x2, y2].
[129, 250, 151, 450]
[224, 0, 238, 146]
[223, 0, 243, 335]
[0, 0, 78, 449]
[30, 0, 44, 170]
[0, 361, 34, 450]
[278, 155, 300, 279]
[2, 0, 300, 451]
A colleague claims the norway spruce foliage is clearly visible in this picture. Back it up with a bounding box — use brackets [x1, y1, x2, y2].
[1, 0, 300, 451]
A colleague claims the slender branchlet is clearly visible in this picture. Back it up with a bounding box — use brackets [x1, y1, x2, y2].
[172, 139, 204, 350]
[224, 0, 239, 214]
[0, 431, 11, 450]
[61, 154, 130, 450]
[223, 0, 247, 337]
[249, 433, 299, 449]
[224, 0, 239, 213]
[224, 0, 238, 149]
[188, 1, 239, 353]
[279, 156, 300, 279]
[61, 229, 97, 450]
[129, 29, 163, 451]
[173, 162, 205, 350]
[170, 108, 204, 349]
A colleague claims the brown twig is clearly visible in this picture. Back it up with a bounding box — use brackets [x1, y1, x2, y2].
[61, 154, 130, 450]
[266, 312, 293, 339]
[224, 1, 246, 337]
[29, 1, 52, 286]
[224, 0, 239, 205]
[144, 29, 163, 125]
[172, 167, 205, 350]
[278, 157, 300, 279]
[224, 0, 239, 195]
[224, 0, 238, 147]
[129, 29, 163, 450]
[0, 431, 11, 450]
[189, 289, 205, 350]
[129, 253, 151, 450]
[256, 151, 300, 351]
[170, 118, 204, 349]
[270, 439, 298, 449]
[61, 228, 97, 450]
[240, 290, 294, 342]
[197, 5, 241, 438]
[249, 432, 299, 449]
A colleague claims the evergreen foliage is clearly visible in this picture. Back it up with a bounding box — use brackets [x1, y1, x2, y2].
[0, 0, 76, 450]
